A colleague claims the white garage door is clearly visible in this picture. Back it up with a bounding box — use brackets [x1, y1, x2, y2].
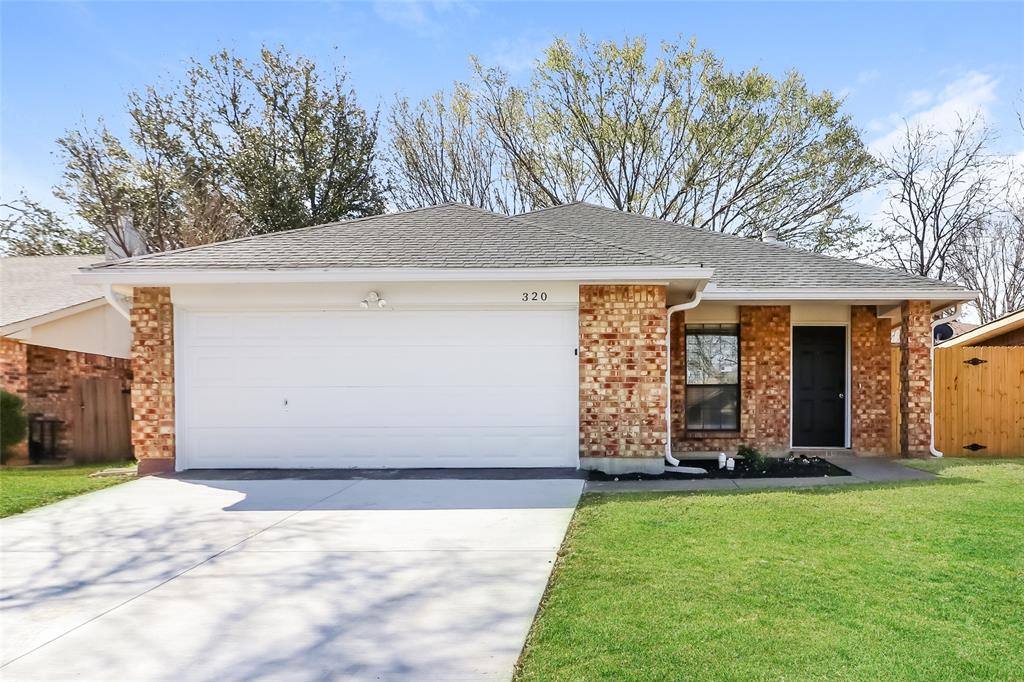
[176, 309, 579, 469]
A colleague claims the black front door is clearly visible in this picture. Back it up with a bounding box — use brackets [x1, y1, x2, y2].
[792, 326, 846, 447]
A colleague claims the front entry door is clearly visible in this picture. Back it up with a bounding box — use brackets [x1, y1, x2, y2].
[792, 326, 846, 447]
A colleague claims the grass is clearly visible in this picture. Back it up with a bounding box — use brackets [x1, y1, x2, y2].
[516, 459, 1024, 682]
[0, 462, 135, 518]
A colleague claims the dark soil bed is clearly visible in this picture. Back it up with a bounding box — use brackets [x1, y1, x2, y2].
[587, 455, 851, 481]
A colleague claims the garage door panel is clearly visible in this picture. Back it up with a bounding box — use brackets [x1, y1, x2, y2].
[179, 308, 579, 468]
[189, 346, 575, 389]
[188, 385, 574, 429]
[187, 310, 576, 348]
[185, 426, 576, 468]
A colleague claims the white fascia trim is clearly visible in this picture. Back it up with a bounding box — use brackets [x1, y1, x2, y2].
[0, 298, 107, 336]
[72, 266, 715, 286]
[702, 286, 978, 302]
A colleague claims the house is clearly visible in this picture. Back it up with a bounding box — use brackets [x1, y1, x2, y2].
[937, 307, 1024, 348]
[73, 203, 974, 475]
[1, 256, 133, 462]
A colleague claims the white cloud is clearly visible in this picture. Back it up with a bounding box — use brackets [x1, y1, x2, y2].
[869, 71, 999, 153]
[487, 34, 551, 74]
[372, 0, 476, 38]
[856, 69, 881, 85]
[905, 89, 933, 109]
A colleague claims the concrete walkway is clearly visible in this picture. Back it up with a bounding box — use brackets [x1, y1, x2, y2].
[586, 454, 935, 493]
[0, 477, 583, 682]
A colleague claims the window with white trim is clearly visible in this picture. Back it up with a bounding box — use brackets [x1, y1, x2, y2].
[685, 323, 740, 430]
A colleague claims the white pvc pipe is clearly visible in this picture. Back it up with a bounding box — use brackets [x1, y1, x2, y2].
[664, 285, 706, 466]
[928, 304, 961, 458]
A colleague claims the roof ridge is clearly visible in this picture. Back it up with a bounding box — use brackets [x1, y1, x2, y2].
[521, 202, 965, 290]
[511, 203, 696, 266]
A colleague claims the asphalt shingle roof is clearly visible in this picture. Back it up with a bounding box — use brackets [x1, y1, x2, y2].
[1, 256, 104, 328]
[520, 203, 966, 292]
[85, 203, 682, 271]
[83, 201, 967, 293]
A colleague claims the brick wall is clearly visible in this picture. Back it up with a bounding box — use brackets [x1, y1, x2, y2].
[850, 306, 892, 455]
[2, 337, 130, 460]
[1, 337, 28, 399]
[25, 345, 131, 456]
[579, 285, 667, 459]
[1, 337, 29, 460]
[899, 300, 932, 457]
[672, 305, 791, 454]
[131, 287, 176, 474]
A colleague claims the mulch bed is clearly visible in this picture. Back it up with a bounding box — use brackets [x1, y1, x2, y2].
[587, 455, 851, 481]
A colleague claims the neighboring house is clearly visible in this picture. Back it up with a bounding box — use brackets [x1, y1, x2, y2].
[74, 203, 974, 475]
[1, 256, 133, 462]
[937, 308, 1024, 348]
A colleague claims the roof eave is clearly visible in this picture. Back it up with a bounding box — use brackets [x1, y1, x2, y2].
[701, 285, 978, 303]
[72, 265, 715, 286]
[0, 298, 107, 336]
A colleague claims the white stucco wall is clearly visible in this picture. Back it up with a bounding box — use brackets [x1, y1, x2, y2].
[9, 304, 131, 358]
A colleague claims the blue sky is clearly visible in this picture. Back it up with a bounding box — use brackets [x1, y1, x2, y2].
[2, 1, 1022, 212]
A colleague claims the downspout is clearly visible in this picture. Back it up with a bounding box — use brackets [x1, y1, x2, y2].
[665, 283, 707, 466]
[928, 303, 961, 458]
[104, 283, 132, 320]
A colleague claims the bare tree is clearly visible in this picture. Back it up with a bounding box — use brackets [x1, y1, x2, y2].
[875, 115, 1003, 280]
[950, 213, 1024, 321]
[385, 35, 879, 252]
[385, 86, 528, 213]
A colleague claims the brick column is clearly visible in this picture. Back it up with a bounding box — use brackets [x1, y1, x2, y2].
[851, 306, 892, 455]
[131, 287, 176, 474]
[899, 300, 932, 457]
[739, 305, 791, 452]
[579, 285, 667, 473]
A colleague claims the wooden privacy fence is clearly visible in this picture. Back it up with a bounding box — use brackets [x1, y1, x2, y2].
[71, 377, 133, 463]
[892, 346, 1024, 456]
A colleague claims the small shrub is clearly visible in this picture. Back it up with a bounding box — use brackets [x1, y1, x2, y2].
[1, 390, 28, 462]
[737, 444, 766, 468]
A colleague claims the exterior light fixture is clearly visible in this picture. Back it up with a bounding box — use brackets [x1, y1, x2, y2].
[361, 291, 387, 309]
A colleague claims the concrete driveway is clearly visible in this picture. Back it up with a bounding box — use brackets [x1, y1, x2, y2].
[0, 476, 582, 681]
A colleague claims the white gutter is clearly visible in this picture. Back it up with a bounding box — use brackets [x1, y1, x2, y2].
[928, 304, 961, 458]
[664, 283, 707, 466]
[103, 283, 132, 320]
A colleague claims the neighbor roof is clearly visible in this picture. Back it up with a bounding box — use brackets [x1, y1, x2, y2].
[83, 203, 691, 271]
[519, 203, 967, 293]
[938, 307, 1024, 347]
[1, 256, 106, 329]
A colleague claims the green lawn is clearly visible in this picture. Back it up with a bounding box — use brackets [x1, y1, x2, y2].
[517, 459, 1024, 681]
[0, 462, 135, 518]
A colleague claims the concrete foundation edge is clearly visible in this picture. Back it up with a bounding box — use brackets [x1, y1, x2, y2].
[579, 457, 665, 475]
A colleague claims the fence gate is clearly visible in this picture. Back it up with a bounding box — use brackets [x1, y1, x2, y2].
[933, 346, 1024, 457]
[71, 377, 133, 463]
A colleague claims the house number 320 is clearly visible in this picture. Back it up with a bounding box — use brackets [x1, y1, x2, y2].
[522, 291, 548, 302]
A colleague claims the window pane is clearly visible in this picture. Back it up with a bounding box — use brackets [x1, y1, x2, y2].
[685, 328, 738, 385]
[685, 386, 739, 430]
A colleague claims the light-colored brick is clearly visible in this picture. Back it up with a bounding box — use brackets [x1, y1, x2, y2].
[579, 285, 667, 458]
